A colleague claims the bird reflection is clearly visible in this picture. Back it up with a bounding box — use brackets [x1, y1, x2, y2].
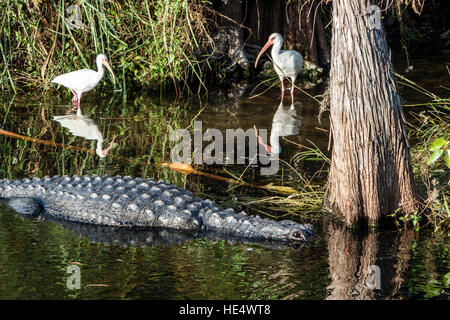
[270, 101, 303, 155]
[53, 108, 115, 158]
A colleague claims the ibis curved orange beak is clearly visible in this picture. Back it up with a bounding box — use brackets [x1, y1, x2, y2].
[102, 59, 116, 84]
[255, 38, 274, 68]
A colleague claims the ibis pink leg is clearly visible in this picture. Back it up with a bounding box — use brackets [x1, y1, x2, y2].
[67, 89, 81, 115]
[67, 89, 78, 114]
[70, 89, 78, 106]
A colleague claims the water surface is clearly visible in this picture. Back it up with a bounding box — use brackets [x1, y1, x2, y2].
[0, 52, 448, 300]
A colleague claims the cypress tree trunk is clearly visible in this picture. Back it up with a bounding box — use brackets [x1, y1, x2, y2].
[323, 0, 420, 225]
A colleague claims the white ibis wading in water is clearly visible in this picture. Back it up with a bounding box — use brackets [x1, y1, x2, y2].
[52, 54, 116, 112]
[255, 33, 303, 105]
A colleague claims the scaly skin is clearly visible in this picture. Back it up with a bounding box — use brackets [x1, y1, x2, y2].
[0, 175, 315, 243]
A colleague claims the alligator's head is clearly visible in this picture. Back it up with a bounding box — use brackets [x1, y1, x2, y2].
[268, 221, 316, 243]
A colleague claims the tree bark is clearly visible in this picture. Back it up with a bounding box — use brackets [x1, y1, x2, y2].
[323, 0, 420, 225]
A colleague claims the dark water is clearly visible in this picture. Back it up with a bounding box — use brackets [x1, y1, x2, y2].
[0, 52, 448, 300]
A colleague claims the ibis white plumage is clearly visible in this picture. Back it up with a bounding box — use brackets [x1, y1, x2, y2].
[52, 54, 116, 112]
[255, 33, 303, 105]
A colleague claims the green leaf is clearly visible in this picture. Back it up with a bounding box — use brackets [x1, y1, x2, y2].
[444, 272, 450, 287]
[444, 149, 450, 169]
[429, 137, 447, 151]
[444, 196, 450, 216]
[427, 149, 444, 165]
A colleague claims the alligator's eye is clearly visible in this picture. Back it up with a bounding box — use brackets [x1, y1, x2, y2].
[291, 231, 304, 241]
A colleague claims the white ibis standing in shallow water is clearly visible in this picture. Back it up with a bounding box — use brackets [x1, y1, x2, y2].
[52, 54, 116, 113]
[255, 33, 303, 105]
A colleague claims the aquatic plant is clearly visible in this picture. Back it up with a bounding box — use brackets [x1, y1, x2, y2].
[408, 110, 450, 233]
[427, 137, 449, 168]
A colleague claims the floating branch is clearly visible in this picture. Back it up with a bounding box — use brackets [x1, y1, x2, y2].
[163, 163, 297, 195]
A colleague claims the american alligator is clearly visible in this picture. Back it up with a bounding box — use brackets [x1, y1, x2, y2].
[0, 175, 315, 244]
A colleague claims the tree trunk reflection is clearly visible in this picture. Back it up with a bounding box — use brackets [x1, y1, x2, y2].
[325, 222, 415, 300]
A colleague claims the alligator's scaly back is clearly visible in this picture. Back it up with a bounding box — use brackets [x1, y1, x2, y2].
[0, 175, 315, 243]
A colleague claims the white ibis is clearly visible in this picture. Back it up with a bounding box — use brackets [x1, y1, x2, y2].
[53, 107, 115, 158]
[52, 54, 116, 112]
[255, 33, 303, 105]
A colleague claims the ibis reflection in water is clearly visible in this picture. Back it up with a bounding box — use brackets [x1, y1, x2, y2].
[53, 107, 115, 158]
[255, 33, 303, 106]
[51, 54, 116, 113]
[270, 101, 303, 155]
